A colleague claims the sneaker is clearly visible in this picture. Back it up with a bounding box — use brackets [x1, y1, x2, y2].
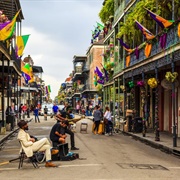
[45, 162, 57, 167]
[51, 149, 59, 155]
[71, 147, 79, 150]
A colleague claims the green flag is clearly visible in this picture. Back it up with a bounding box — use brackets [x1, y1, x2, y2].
[48, 85, 51, 93]
[96, 22, 104, 31]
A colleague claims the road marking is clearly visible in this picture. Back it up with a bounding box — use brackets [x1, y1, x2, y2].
[0, 164, 103, 171]
[168, 167, 180, 169]
[0, 167, 19, 171]
[59, 164, 103, 168]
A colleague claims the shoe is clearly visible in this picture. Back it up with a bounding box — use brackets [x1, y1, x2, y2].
[71, 147, 79, 150]
[45, 162, 57, 167]
[51, 149, 59, 155]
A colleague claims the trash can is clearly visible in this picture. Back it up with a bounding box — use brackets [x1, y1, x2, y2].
[133, 117, 143, 133]
[6, 115, 15, 131]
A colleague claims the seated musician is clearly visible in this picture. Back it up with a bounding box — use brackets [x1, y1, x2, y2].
[50, 120, 68, 146]
[54, 110, 79, 151]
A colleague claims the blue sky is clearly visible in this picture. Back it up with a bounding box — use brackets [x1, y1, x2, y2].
[20, 0, 103, 100]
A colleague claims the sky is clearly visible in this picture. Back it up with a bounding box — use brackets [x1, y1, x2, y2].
[20, 0, 104, 100]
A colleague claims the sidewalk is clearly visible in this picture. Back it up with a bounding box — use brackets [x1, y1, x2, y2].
[86, 115, 180, 157]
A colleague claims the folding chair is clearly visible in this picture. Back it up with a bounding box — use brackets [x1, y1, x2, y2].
[18, 148, 39, 169]
[18, 141, 40, 169]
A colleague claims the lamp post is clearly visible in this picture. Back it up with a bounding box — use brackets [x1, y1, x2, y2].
[142, 71, 146, 137]
[155, 67, 160, 141]
[172, 60, 177, 147]
[27, 84, 30, 118]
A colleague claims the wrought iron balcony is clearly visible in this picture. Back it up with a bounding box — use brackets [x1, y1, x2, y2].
[113, 61, 124, 76]
[125, 0, 132, 6]
[114, 1, 125, 23]
[82, 64, 90, 72]
[81, 84, 97, 93]
[126, 23, 180, 68]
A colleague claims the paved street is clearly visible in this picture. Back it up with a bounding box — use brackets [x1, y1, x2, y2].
[0, 115, 180, 180]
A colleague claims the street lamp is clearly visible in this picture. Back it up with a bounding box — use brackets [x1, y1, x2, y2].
[27, 83, 30, 118]
[171, 59, 177, 147]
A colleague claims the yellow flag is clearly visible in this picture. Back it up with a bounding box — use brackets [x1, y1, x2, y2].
[0, 10, 20, 41]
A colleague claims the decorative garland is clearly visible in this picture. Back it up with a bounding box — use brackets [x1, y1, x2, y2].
[130, 87, 135, 113]
[147, 78, 158, 88]
[120, 85, 125, 92]
[137, 80, 145, 87]
[165, 71, 178, 82]
[128, 81, 134, 88]
[140, 87, 146, 111]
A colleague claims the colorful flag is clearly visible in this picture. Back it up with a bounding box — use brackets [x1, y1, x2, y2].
[97, 79, 104, 85]
[145, 8, 173, 28]
[21, 63, 33, 84]
[103, 67, 109, 82]
[95, 67, 103, 78]
[0, 10, 20, 41]
[117, 38, 133, 53]
[45, 86, 49, 94]
[96, 22, 104, 31]
[21, 63, 31, 75]
[135, 20, 155, 40]
[16, 35, 30, 57]
[0, 21, 11, 30]
[48, 85, 51, 93]
[28, 67, 34, 83]
[22, 72, 31, 84]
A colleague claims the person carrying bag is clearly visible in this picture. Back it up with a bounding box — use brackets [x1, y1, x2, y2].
[93, 105, 102, 135]
[104, 106, 112, 136]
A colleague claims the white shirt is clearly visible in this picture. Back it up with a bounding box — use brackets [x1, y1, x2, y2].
[104, 111, 112, 121]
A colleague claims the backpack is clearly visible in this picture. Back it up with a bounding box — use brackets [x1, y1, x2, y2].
[52, 143, 79, 161]
[60, 152, 79, 161]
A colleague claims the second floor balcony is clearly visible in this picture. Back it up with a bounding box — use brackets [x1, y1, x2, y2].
[125, 23, 180, 69]
[81, 84, 97, 93]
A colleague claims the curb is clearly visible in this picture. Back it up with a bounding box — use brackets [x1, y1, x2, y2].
[123, 131, 180, 158]
[0, 128, 19, 147]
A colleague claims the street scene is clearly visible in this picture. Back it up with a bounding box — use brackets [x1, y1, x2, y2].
[0, 115, 180, 180]
[1, 0, 180, 179]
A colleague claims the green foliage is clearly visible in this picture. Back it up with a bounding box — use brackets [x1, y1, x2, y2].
[116, 0, 180, 45]
[117, 0, 156, 43]
[99, 0, 114, 24]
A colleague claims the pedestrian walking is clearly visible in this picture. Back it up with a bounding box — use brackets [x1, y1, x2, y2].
[76, 100, 80, 114]
[5, 105, 15, 131]
[51, 103, 59, 118]
[34, 106, 40, 123]
[93, 105, 102, 135]
[104, 106, 112, 135]
[18, 104, 23, 120]
[44, 106, 48, 120]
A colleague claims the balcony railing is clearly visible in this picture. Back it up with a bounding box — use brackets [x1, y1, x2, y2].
[81, 84, 96, 92]
[114, 1, 125, 22]
[66, 83, 73, 87]
[82, 64, 90, 72]
[125, 0, 132, 6]
[113, 61, 124, 75]
[0, 41, 21, 70]
[126, 23, 180, 68]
